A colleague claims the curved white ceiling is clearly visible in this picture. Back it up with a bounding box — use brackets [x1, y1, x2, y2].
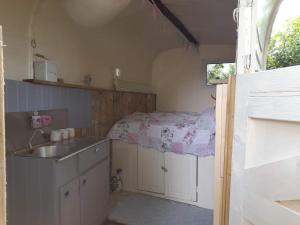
[64, 0, 131, 27]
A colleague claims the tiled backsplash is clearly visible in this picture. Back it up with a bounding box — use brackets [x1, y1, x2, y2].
[5, 79, 91, 128]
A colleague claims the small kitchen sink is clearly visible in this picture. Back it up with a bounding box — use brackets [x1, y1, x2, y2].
[33, 146, 60, 158]
[15, 145, 69, 158]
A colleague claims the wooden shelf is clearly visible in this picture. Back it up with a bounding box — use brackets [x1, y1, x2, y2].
[23, 79, 155, 95]
[277, 200, 300, 214]
[23, 79, 109, 92]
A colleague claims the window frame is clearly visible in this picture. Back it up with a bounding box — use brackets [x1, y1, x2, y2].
[202, 58, 236, 85]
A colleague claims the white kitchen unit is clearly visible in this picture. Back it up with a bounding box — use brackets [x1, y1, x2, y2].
[112, 140, 214, 209]
[112, 141, 138, 192]
[7, 138, 110, 225]
[165, 152, 197, 202]
[137, 146, 165, 194]
[198, 156, 214, 209]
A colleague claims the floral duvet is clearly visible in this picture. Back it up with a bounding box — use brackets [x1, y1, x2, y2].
[107, 107, 215, 157]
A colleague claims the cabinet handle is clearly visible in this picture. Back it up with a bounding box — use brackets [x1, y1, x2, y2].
[82, 179, 87, 185]
[64, 191, 70, 198]
[161, 166, 168, 172]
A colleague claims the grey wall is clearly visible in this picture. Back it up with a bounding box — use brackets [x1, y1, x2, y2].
[6, 109, 69, 152]
[5, 79, 91, 128]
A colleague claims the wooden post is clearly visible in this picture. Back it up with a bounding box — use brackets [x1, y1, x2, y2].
[0, 26, 6, 225]
[214, 83, 228, 225]
[214, 76, 236, 225]
[223, 76, 236, 225]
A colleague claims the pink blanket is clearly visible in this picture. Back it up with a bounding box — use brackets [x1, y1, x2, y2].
[107, 107, 215, 157]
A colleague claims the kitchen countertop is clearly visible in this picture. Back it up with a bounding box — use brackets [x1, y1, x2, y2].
[14, 136, 110, 161]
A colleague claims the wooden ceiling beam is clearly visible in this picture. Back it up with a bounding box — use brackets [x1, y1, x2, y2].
[148, 0, 199, 46]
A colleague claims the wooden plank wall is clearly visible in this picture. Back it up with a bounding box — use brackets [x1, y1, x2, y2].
[76, 90, 156, 137]
[214, 76, 236, 225]
[214, 84, 228, 225]
[223, 76, 236, 225]
[5, 79, 91, 128]
[0, 26, 6, 225]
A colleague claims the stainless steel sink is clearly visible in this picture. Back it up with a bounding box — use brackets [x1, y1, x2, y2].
[15, 145, 69, 158]
[33, 146, 60, 158]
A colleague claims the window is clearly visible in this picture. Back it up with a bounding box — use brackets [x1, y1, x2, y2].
[266, 0, 300, 70]
[206, 62, 236, 85]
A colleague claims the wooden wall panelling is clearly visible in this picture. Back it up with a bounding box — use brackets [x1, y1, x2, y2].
[92, 91, 114, 137]
[21, 79, 157, 138]
[4, 79, 91, 128]
[223, 76, 236, 225]
[113, 92, 148, 121]
[213, 76, 236, 225]
[0, 26, 6, 225]
[214, 84, 228, 225]
[6, 109, 68, 152]
[146, 94, 156, 113]
[77, 90, 156, 138]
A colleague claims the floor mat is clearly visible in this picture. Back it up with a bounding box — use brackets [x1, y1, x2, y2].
[109, 192, 213, 225]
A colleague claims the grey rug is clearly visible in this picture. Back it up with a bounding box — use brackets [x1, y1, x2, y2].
[109, 192, 213, 225]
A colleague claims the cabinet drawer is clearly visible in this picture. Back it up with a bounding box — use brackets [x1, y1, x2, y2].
[79, 141, 110, 173]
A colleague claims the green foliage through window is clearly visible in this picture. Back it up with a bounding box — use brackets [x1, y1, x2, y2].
[267, 17, 300, 69]
[207, 63, 236, 85]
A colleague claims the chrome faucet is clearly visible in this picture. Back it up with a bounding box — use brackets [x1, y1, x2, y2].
[28, 129, 45, 150]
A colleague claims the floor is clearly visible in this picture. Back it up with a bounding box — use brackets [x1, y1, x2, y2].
[108, 192, 213, 225]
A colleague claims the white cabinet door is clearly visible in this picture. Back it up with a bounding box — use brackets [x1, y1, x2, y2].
[60, 179, 80, 225]
[80, 159, 109, 225]
[112, 140, 138, 192]
[198, 156, 215, 210]
[165, 152, 197, 202]
[137, 146, 165, 194]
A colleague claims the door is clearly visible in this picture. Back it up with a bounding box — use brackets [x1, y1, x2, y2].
[80, 159, 109, 225]
[236, 0, 283, 73]
[229, 1, 300, 224]
[60, 179, 80, 225]
[137, 146, 165, 194]
[112, 140, 138, 192]
[165, 152, 197, 202]
[229, 66, 300, 225]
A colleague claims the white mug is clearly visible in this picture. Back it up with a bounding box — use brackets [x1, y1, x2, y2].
[60, 129, 69, 140]
[67, 128, 75, 138]
[50, 130, 61, 142]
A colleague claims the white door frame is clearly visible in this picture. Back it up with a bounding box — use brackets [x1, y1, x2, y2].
[236, 0, 283, 74]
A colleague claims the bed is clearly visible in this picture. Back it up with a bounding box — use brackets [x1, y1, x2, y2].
[107, 106, 215, 157]
[107, 107, 216, 209]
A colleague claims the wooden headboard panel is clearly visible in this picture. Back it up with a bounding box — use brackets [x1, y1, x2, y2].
[76, 90, 156, 137]
[22, 79, 156, 138]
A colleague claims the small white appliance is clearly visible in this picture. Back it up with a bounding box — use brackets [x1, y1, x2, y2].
[33, 60, 58, 82]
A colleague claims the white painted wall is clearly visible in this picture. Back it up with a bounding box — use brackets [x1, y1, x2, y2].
[0, 0, 236, 94]
[152, 45, 236, 112]
[32, 0, 89, 86]
[32, 0, 164, 89]
[0, 0, 36, 81]
[0, 0, 181, 89]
